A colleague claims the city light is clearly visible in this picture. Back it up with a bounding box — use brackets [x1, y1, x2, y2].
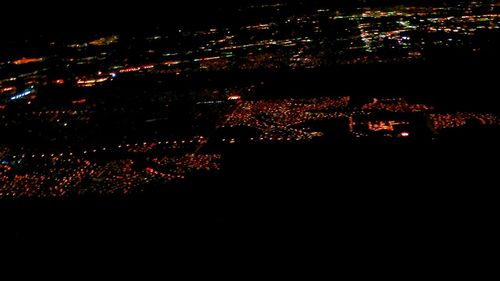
[12, 57, 44, 65]
[1, 0, 500, 199]
[10, 90, 33, 100]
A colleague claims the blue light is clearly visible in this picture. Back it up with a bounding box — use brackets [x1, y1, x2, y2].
[10, 90, 32, 100]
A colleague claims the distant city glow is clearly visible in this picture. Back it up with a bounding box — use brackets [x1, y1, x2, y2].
[227, 95, 241, 100]
[72, 99, 87, 105]
[0, 86, 16, 93]
[12, 57, 44, 65]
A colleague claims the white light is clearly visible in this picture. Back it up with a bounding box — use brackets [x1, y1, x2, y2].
[10, 90, 32, 100]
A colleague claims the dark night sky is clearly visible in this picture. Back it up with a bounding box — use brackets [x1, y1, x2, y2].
[2, 1, 258, 37]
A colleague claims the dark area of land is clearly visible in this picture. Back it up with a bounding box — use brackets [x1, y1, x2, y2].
[2, 140, 498, 253]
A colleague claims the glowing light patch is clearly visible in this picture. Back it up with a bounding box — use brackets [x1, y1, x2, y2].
[228, 95, 241, 100]
[10, 90, 32, 100]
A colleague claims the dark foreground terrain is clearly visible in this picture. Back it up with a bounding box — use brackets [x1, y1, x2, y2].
[2, 137, 498, 257]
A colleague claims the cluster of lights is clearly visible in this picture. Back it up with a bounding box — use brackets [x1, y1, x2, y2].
[152, 154, 221, 174]
[5, 0, 498, 95]
[0, 136, 206, 161]
[119, 64, 155, 73]
[0, 157, 95, 198]
[88, 35, 120, 47]
[429, 112, 500, 131]
[12, 57, 44, 65]
[361, 98, 433, 112]
[76, 77, 110, 87]
[0, 135, 218, 198]
[221, 97, 350, 142]
[329, 2, 500, 63]
[0, 86, 16, 94]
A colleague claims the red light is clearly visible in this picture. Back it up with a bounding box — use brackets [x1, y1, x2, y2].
[72, 99, 87, 105]
[12, 57, 43, 65]
[228, 95, 241, 101]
